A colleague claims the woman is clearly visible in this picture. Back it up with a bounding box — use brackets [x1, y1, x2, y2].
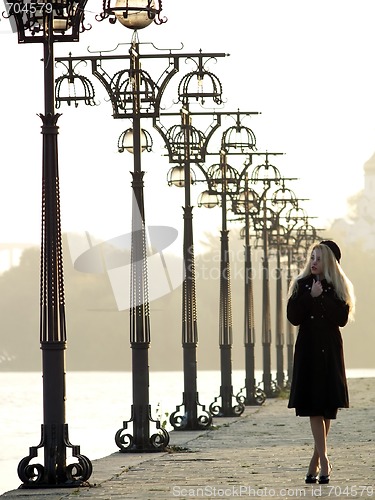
[287, 240, 355, 485]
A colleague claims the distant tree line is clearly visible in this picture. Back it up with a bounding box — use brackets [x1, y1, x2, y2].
[0, 229, 373, 372]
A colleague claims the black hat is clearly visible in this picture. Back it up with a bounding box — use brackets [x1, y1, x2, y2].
[320, 240, 341, 263]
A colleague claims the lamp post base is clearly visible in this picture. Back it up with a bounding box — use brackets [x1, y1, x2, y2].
[115, 404, 170, 453]
[276, 345, 285, 389]
[170, 392, 212, 430]
[236, 380, 266, 406]
[170, 344, 212, 430]
[262, 344, 281, 398]
[210, 346, 245, 417]
[17, 424, 92, 488]
[262, 373, 281, 398]
[209, 385, 245, 417]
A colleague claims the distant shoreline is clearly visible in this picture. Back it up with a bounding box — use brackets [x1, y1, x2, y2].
[0, 368, 374, 378]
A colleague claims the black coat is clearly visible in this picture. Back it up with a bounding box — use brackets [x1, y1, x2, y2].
[287, 275, 349, 414]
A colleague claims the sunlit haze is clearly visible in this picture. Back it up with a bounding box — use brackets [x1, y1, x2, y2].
[1, 1, 375, 252]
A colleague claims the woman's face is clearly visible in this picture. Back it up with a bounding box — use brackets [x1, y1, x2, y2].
[310, 247, 324, 278]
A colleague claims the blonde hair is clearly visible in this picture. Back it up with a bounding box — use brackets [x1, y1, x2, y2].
[288, 242, 355, 321]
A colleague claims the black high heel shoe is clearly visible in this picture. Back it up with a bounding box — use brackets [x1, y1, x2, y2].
[318, 463, 332, 484]
[305, 466, 320, 484]
[305, 473, 318, 484]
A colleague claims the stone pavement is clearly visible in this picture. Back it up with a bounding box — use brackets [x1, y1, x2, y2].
[1, 378, 374, 499]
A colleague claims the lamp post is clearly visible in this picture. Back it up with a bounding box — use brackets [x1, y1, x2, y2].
[196, 113, 261, 416]
[229, 151, 286, 405]
[198, 150, 244, 417]
[268, 185, 300, 390]
[3, 0, 92, 488]
[254, 196, 278, 398]
[249, 154, 298, 397]
[160, 106, 224, 430]
[285, 219, 319, 385]
[165, 112, 212, 430]
[273, 221, 286, 389]
[161, 108, 260, 422]
[232, 175, 266, 406]
[114, 33, 169, 452]
[232, 155, 313, 396]
[56, 1, 171, 453]
[153, 58, 228, 430]
[55, 14, 229, 441]
[285, 242, 295, 386]
[283, 207, 309, 386]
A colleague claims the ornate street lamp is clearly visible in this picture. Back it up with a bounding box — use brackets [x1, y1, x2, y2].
[195, 113, 260, 416]
[285, 219, 319, 384]
[55, 11, 230, 441]
[162, 106, 219, 430]
[250, 155, 283, 398]
[118, 127, 153, 153]
[249, 160, 299, 397]
[154, 63, 233, 430]
[269, 185, 299, 389]
[294, 220, 320, 263]
[197, 189, 220, 208]
[168, 164, 196, 187]
[283, 207, 310, 386]
[232, 176, 266, 406]
[198, 151, 245, 417]
[284, 232, 297, 387]
[55, 2, 170, 453]
[2, 0, 92, 488]
[98, 0, 165, 28]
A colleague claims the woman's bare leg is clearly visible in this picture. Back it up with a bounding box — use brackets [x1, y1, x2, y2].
[309, 416, 331, 475]
[324, 418, 331, 436]
[307, 446, 320, 476]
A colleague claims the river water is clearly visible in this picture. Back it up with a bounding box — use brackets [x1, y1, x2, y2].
[1, 368, 374, 495]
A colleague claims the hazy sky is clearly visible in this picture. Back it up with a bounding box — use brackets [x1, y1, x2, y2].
[1, 1, 375, 256]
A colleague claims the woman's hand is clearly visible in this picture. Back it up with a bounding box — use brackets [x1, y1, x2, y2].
[311, 279, 323, 298]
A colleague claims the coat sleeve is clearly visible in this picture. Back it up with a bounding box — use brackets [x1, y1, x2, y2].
[287, 282, 313, 326]
[317, 294, 349, 327]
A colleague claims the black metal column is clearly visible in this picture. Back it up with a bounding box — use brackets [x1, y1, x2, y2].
[260, 200, 280, 398]
[115, 40, 169, 452]
[170, 109, 212, 430]
[243, 242, 256, 402]
[240, 237, 265, 406]
[286, 247, 295, 386]
[275, 242, 285, 389]
[235, 186, 265, 406]
[17, 32, 92, 488]
[169, 206, 212, 429]
[210, 158, 244, 417]
[261, 227, 272, 397]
